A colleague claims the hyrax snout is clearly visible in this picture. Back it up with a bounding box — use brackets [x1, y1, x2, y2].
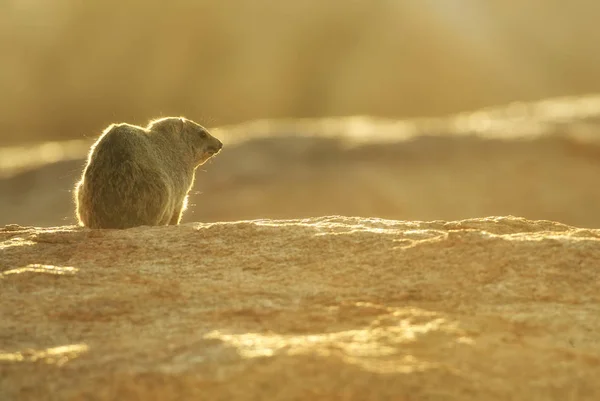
[74, 117, 223, 229]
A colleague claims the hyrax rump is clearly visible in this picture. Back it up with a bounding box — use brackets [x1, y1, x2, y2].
[74, 117, 223, 229]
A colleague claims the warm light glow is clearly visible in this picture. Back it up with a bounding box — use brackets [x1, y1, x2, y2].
[1, 264, 78, 277]
[0, 238, 36, 250]
[205, 304, 472, 374]
[0, 139, 90, 178]
[0, 344, 89, 366]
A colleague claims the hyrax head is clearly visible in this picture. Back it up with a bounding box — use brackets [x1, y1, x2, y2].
[148, 117, 223, 166]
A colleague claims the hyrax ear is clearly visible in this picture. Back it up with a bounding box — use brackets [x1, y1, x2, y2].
[148, 117, 185, 135]
[167, 117, 185, 135]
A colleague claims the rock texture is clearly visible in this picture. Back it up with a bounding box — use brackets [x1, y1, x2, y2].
[2, 216, 600, 400]
[3, 95, 600, 228]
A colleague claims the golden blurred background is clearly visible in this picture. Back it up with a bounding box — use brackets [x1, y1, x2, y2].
[4, 0, 600, 228]
[3, 0, 600, 146]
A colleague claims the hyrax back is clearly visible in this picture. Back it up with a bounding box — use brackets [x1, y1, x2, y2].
[74, 117, 223, 229]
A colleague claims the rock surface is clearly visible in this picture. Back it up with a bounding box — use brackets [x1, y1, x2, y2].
[2, 216, 600, 400]
[3, 95, 600, 228]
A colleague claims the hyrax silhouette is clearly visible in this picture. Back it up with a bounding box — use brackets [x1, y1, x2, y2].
[74, 117, 223, 229]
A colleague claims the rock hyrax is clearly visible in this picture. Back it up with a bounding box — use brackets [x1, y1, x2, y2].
[74, 117, 223, 229]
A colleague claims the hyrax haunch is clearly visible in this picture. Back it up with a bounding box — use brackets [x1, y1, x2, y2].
[74, 117, 223, 229]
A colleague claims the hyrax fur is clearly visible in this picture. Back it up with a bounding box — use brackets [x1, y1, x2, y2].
[74, 117, 223, 229]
